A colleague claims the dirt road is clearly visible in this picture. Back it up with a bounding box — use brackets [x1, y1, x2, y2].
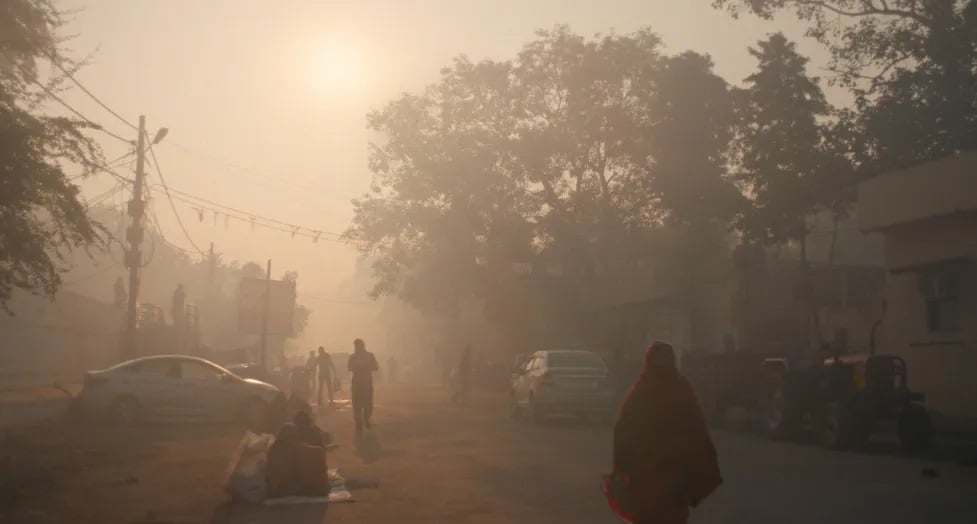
[2, 384, 976, 523]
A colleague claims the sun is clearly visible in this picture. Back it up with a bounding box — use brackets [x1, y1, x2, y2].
[307, 36, 368, 96]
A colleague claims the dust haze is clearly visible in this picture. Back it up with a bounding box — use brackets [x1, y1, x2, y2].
[2, 1, 977, 523]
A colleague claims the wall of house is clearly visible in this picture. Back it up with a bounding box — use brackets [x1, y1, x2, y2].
[879, 213, 977, 426]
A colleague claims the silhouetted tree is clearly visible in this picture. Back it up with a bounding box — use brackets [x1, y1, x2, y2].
[712, 0, 977, 171]
[734, 33, 852, 344]
[348, 27, 746, 348]
[0, 0, 104, 309]
[735, 33, 845, 245]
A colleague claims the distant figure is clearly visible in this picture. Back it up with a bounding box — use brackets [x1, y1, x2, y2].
[387, 355, 398, 385]
[113, 278, 126, 307]
[453, 345, 473, 403]
[305, 351, 316, 390]
[316, 346, 338, 407]
[171, 284, 185, 326]
[347, 338, 379, 435]
[607, 342, 721, 524]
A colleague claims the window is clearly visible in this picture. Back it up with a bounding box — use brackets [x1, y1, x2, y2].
[128, 360, 180, 378]
[927, 297, 960, 333]
[919, 269, 963, 333]
[547, 352, 605, 371]
[181, 361, 223, 382]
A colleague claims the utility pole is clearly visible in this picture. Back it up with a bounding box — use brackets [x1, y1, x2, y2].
[208, 242, 216, 298]
[123, 115, 148, 361]
[259, 259, 272, 371]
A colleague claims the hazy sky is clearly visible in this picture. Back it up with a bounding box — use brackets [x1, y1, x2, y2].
[60, 0, 825, 305]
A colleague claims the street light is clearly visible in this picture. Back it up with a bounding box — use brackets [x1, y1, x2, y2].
[152, 127, 169, 145]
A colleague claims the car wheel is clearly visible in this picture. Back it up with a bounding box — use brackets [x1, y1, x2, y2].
[509, 393, 522, 419]
[898, 404, 933, 455]
[820, 402, 866, 451]
[237, 397, 268, 430]
[108, 396, 142, 426]
[763, 383, 799, 441]
[529, 393, 545, 423]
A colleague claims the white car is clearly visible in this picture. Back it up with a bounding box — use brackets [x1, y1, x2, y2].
[510, 350, 614, 422]
[78, 355, 283, 425]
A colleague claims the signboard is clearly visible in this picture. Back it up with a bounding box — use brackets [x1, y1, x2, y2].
[238, 277, 296, 336]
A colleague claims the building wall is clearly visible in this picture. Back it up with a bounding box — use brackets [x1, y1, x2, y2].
[859, 151, 977, 231]
[858, 150, 977, 429]
[879, 214, 977, 425]
[0, 291, 124, 389]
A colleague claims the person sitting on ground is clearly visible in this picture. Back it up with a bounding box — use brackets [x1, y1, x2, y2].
[266, 419, 330, 498]
[292, 410, 331, 447]
[609, 342, 722, 524]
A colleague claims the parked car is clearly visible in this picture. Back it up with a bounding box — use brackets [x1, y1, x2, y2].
[510, 350, 614, 422]
[78, 355, 283, 426]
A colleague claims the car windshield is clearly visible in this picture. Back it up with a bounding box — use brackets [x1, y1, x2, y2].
[547, 352, 605, 370]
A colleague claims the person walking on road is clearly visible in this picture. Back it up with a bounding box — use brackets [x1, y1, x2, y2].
[348, 338, 379, 435]
[305, 351, 316, 390]
[316, 347, 338, 408]
[606, 342, 722, 524]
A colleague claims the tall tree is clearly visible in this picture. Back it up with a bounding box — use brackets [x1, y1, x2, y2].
[736, 33, 850, 344]
[349, 27, 746, 347]
[0, 0, 104, 310]
[712, 0, 977, 171]
[736, 33, 840, 245]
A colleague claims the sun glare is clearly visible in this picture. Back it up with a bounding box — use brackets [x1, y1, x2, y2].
[307, 36, 368, 96]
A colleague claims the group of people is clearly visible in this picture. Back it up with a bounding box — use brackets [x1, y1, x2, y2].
[271, 339, 721, 523]
[299, 339, 381, 436]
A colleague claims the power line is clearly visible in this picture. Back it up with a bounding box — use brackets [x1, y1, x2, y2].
[70, 150, 135, 181]
[0, 48, 132, 145]
[45, 53, 137, 130]
[145, 183, 363, 246]
[164, 140, 357, 201]
[297, 293, 373, 305]
[146, 139, 206, 255]
[62, 262, 121, 285]
[85, 183, 125, 207]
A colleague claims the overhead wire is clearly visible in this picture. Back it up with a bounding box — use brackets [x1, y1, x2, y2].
[44, 53, 138, 130]
[61, 261, 121, 285]
[296, 293, 373, 305]
[146, 137, 207, 256]
[145, 183, 371, 247]
[5, 47, 374, 251]
[164, 140, 357, 201]
[0, 48, 132, 145]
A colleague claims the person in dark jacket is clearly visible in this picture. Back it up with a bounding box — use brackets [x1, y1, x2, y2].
[609, 342, 722, 524]
[347, 338, 379, 435]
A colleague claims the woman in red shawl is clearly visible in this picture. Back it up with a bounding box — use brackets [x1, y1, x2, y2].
[608, 342, 722, 524]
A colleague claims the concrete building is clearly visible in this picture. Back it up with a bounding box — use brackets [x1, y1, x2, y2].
[859, 151, 977, 432]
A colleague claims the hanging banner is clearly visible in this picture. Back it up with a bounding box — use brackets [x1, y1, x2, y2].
[237, 277, 296, 335]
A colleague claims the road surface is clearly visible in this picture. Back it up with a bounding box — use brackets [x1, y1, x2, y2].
[2, 384, 976, 523]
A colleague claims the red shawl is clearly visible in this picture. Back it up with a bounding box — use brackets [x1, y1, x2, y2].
[607, 343, 722, 523]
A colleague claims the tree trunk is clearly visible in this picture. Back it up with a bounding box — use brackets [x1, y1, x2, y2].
[799, 230, 824, 354]
[826, 212, 839, 267]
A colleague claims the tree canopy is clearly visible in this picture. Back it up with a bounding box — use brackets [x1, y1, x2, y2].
[712, 0, 977, 171]
[347, 27, 743, 331]
[0, 0, 105, 310]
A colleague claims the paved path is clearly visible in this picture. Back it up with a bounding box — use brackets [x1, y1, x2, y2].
[3, 385, 976, 523]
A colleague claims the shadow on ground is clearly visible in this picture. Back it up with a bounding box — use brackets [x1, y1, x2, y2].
[210, 501, 328, 524]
